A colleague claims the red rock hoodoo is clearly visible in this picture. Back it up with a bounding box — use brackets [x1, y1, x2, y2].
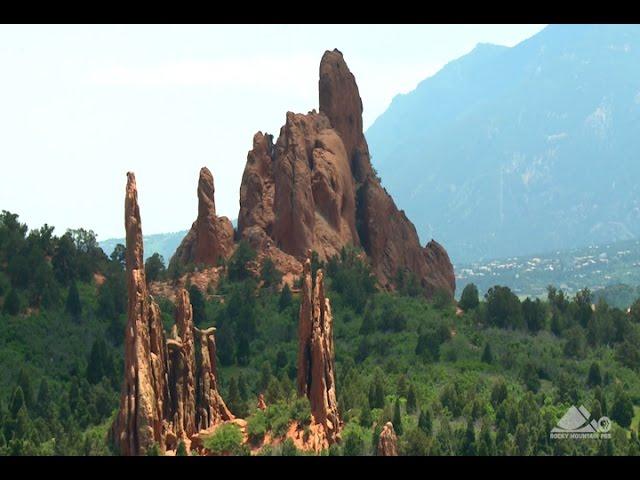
[171, 167, 235, 269]
[237, 49, 455, 299]
[297, 254, 341, 448]
[111, 173, 232, 456]
[110, 172, 169, 456]
[195, 326, 234, 430]
[377, 422, 399, 456]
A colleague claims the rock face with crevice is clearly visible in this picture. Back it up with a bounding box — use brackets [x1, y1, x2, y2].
[171, 167, 235, 269]
[111, 173, 232, 455]
[297, 254, 341, 447]
[237, 49, 455, 299]
[377, 422, 399, 456]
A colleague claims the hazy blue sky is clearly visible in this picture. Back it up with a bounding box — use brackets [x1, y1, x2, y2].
[0, 24, 546, 241]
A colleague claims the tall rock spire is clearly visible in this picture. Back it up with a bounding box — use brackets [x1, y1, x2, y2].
[112, 173, 232, 455]
[195, 326, 234, 430]
[110, 172, 169, 456]
[173, 289, 197, 437]
[171, 167, 235, 270]
[318, 48, 372, 183]
[297, 253, 341, 447]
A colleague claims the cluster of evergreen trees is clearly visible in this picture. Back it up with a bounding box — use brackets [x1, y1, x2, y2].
[2, 209, 640, 456]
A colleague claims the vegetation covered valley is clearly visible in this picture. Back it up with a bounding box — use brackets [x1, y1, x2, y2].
[2, 211, 640, 455]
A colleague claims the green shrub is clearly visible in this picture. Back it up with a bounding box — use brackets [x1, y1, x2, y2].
[341, 423, 368, 456]
[290, 397, 311, 425]
[247, 411, 268, 445]
[265, 402, 291, 438]
[203, 423, 244, 455]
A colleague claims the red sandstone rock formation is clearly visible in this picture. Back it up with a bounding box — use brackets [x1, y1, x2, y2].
[377, 422, 399, 456]
[112, 173, 232, 455]
[195, 326, 234, 430]
[237, 49, 455, 299]
[297, 255, 340, 447]
[257, 393, 267, 411]
[172, 167, 235, 269]
[173, 289, 197, 437]
[423, 239, 456, 298]
[110, 172, 169, 456]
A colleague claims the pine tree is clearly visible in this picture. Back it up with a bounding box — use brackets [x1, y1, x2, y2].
[10, 386, 26, 417]
[176, 440, 188, 456]
[236, 336, 250, 366]
[278, 284, 292, 312]
[36, 378, 52, 419]
[260, 258, 282, 289]
[481, 343, 494, 364]
[477, 423, 495, 456]
[551, 311, 563, 335]
[87, 338, 108, 385]
[438, 418, 454, 455]
[587, 362, 602, 386]
[359, 403, 372, 427]
[595, 386, 608, 415]
[459, 283, 479, 311]
[514, 424, 530, 455]
[397, 375, 408, 398]
[359, 307, 376, 335]
[65, 281, 82, 319]
[188, 285, 206, 326]
[591, 399, 603, 424]
[227, 240, 256, 282]
[368, 375, 385, 409]
[14, 405, 31, 440]
[393, 398, 403, 436]
[495, 420, 510, 455]
[146, 443, 160, 456]
[227, 377, 243, 417]
[259, 361, 272, 392]
[275, 349, 288, 371]
[17, 368, 33, 409]
[611, 388, 634, 428]
[2, 289, 21, 315]
[418, 408, 432, 436]
[490, 381, 508, 408]
[237, 374, 248, 401]
[461, 420, 476, 455]
[406, 384, 417, 413]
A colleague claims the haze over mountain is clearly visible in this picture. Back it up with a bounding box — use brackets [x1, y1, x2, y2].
[367, 24, 640, 264]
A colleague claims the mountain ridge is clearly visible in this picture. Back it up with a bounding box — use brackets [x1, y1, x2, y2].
[367, 24, 640, 264]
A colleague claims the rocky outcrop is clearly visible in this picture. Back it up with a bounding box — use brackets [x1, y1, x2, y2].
[110, 172, 170, 456]
[237, 49, 455, 299]
[297, 255, 340, 447]
[257, 393, 267, 411]
[239, 113, 359, 264]
[195, 326, 234, 430]
[172, 289, 197, 437]
[377, 422, 399, 456]
[423, 239, 456, 298]
[112, 173, 232, 455]
[318, 49, 373, 184]
[171, 167, 235, 269]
